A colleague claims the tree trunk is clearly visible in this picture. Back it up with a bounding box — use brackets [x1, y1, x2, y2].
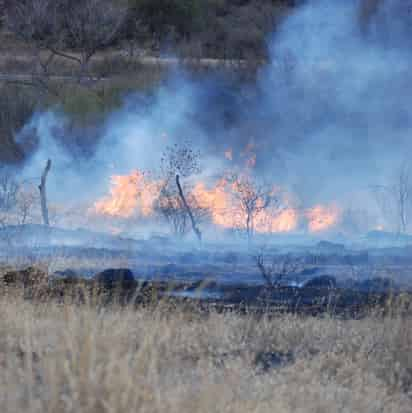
[38, 159, 52, 226]
[176, 174, 202, 243]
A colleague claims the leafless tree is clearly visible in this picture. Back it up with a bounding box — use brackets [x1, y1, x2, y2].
[5, 0, 128, 95]
[155, 186, 207, 239]
[372, 162, 412, 234]
[15, 182, 39, 225]
[160, 142, 203, 242]
[254, 250, 302, 289]
[0, 168, 41, 228]
[0, 167, 19, 227]
[394, 164, 412, 234]
[227, 173, 277, 245]
[156, 190, 190, 237]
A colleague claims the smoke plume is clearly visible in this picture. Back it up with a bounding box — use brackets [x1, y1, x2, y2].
[15, 0, 412, 232]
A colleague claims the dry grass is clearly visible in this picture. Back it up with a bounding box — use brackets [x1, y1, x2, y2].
[0, 284, 411, 413]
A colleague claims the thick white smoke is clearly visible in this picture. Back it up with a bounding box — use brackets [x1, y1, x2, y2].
[14, 0, 412, 231]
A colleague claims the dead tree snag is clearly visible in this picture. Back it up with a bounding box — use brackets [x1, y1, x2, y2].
[38, 159, 51, 226]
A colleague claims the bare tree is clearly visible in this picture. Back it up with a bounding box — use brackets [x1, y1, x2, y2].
[5, 0, 128, 95]
[372, 162, 412, 234]
[156, 187, 189, 238]
[254, 251, 301, 289]
[0, 169, 40, 228]
[0, 167, 19, 227]
[38, 159, 51, 226]
[156, 186, 207, 239]
[395, 164, 411, 234]
[60, 0, 128, 80]
[227, 173, 277, 245]
[160, 142, 203, 242]
[15, 183, 39, 225]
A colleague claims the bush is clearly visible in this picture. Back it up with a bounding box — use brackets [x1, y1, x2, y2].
[130, 0, 204, 40]
[0, 85, 38, 163]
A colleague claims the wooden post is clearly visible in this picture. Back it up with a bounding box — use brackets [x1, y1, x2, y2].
[38, 159, 51, 226]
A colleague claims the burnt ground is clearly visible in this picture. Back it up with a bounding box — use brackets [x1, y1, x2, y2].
[1, 225, 412, 315]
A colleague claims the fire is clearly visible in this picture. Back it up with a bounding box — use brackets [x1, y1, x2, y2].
[192, 179, 298, 233]
[93, 169, 340, 234]
[193, 180, 248, 229]
[94, 171, 161, 218]
[264, 208, 299, 233]
[306, 204, 340, 233]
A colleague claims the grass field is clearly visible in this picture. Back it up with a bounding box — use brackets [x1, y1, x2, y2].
[0, 281, 411, 413]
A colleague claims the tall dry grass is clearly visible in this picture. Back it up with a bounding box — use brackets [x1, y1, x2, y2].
[0, 287, 411, 413]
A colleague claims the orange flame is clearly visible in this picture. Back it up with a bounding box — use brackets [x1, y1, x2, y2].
[305, 204, 340, 232]
[94, 171, 161, 218]
[192, 180, 298, 233]
[93, 170, 340, 234]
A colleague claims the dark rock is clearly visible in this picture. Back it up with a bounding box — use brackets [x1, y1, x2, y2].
[94, 268, 136, 290]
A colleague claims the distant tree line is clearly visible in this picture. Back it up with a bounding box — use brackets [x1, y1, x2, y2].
[125, 0, 300, 59]
[0, 0, 404, 164]
[1, 0, 299, 60]
[2, 0, 401, 60]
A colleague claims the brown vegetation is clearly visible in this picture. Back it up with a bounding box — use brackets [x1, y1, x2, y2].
[0, 267, 411, 412]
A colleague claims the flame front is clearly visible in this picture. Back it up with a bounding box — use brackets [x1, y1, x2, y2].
[94, 171, 161, 218]
[306, 204, 340, 232]
[93, 170, 340, 234]
[192, 180, 298, 233]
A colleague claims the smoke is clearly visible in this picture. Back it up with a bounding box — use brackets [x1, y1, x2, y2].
[258, 0, 412, 203]
[14, 0, 412, 228]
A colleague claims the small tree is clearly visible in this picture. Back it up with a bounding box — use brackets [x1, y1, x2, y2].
[0, 167, 19, 227]
[372, 162, 412, 234]
[6, 0, 128, 95]
[156, 186, 190, 237]
[15, 183, 39, 225]
[254, 250, 302, 289]
[159, 142, 203, 242]
[155, 186, 207, 238]
[227, 172, 277, 245]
